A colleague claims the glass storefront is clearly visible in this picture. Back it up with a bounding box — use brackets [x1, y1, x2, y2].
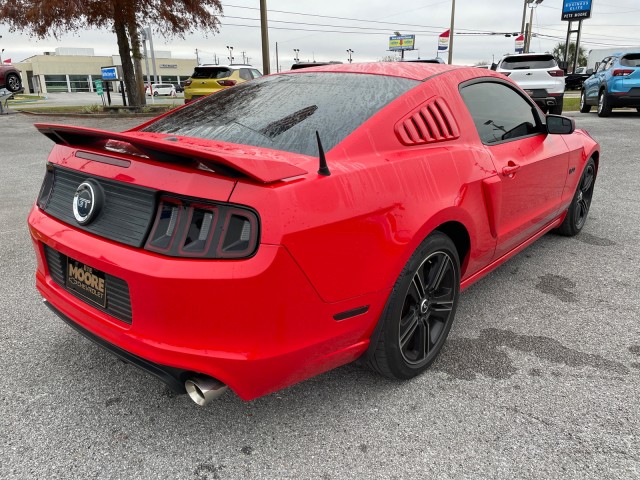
[43, 75, 68, 93]
[69, 75, 91, 92]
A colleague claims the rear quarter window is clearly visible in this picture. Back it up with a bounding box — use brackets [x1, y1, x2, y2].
[142, 72, 418, 156]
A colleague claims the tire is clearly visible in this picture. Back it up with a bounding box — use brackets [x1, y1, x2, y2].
[4, 73, 21, 93]
[549, 98, 563, 115]
[597, 90, 612, 117]
[556, 158, 596, 236]
[579, 90, 591, 113]
[367, 232, 460, 379]
[153, 91, 159, 97]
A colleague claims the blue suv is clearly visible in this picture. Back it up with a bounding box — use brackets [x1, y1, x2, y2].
[581, 52, 640, 117]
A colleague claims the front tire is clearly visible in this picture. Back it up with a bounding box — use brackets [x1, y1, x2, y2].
[5, 73, 21, 93]
[556, 158, 596, 236]
[597, 90, 612, 117]
[579, 90, 591, 113]
[368, 232, 460, 379]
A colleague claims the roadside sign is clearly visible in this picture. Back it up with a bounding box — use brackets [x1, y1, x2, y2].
[94, 79, 104, 95]
[562, 0, 593, 21]
[389, 35, 416, 51]
[515, 35, 525, 53]
[101, 66, 119, 81]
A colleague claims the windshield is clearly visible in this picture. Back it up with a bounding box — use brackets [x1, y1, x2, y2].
[191, 67, 232, 79]
[501, 55, 557, 70]
[142, 72, 418, 156]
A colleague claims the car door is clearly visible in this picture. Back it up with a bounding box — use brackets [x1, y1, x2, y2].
[460, 80, 569, 259]
[585, 57, 612, 103]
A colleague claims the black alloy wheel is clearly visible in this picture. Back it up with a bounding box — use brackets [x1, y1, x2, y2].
[5, 73, 21, 93]
[557, 158, 596, 236]
[368, 232, 460, 379]
[580, 90, 591, 113]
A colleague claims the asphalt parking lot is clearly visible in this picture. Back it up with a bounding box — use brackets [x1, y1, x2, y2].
[1, 110, 639, 479]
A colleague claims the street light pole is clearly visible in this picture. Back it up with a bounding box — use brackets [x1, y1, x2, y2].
[521, 0, 528, 34]
[346, 49, 354, 63]
[447, 0, 456, 64]
[293, 49, 300, 63]
[226, 45, 234, 64]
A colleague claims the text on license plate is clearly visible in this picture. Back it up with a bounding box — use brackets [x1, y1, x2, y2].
[65, 258, 107, 308]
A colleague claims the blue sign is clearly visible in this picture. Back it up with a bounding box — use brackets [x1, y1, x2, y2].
[562, 0, 592, 21]
[101, 66, 118, 81]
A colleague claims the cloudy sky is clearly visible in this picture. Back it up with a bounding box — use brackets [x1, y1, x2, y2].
[2, 0, 639, 68]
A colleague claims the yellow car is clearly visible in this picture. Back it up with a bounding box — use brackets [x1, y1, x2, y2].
[184, 65, 263, 103]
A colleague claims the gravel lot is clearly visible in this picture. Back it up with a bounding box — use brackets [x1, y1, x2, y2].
[1, 110, 639, 479]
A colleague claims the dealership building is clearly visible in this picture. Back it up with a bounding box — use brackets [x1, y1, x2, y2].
[14, 47, 198, 94]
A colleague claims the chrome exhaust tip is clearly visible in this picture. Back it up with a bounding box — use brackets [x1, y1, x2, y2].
[185, 376, 228, 406]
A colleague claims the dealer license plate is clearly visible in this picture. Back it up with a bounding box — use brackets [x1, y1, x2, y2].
[65, 258, 107, 308]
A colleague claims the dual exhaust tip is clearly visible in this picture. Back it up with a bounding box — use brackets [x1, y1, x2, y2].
[185, 376, 228, 406]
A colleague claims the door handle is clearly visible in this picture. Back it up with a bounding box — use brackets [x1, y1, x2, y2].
[502, 163, 521, 176]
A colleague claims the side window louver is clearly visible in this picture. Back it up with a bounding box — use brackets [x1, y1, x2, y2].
[395, 97, 460, 146]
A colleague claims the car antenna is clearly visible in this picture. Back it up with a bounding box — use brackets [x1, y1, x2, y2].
[315, 131, 331, 176]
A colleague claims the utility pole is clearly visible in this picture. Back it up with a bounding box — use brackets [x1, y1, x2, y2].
[195, 48, 200, 65]
[346, 49, 354, 63]
[226, 45, 234, 64]
[447, 0, 456, 64]
[241, 51, 247, 64]
[521, 0, 528, 35]
[276, 42, 279, 72]
[293, 48, 300, 63]
[260, 0, 270, 74]
[145, 27, 158, 84]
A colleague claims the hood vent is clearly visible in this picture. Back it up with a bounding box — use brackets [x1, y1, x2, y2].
[395, 97, 460, 146]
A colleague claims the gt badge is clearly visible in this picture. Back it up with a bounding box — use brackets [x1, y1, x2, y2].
[73, 180, 103, 225]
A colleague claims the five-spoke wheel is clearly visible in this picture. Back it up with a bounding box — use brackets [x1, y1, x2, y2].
[368, 232, 460, 379]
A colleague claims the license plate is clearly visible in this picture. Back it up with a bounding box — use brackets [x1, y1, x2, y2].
[66, 258, 107, 308]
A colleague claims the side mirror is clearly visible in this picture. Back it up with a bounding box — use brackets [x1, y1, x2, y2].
[586, 68, 594, 75]
[546, 115, 575, 135]
[490, 63, 497, 71]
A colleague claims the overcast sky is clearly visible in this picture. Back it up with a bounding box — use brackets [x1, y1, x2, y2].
[2, 0, 639, 68]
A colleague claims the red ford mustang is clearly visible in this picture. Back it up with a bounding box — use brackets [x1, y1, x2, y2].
[28, 63, 599, 404]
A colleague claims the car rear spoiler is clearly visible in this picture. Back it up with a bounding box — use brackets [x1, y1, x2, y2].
[34, 123, 309, 184]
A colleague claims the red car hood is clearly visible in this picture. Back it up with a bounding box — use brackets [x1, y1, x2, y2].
[35, 123, 309, 184]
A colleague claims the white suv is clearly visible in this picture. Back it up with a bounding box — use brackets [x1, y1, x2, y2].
[494, 53, 565, 114]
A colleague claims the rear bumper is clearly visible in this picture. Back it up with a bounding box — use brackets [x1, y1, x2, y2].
[29, 206, 384, 400]
[606, 91, 640, 108]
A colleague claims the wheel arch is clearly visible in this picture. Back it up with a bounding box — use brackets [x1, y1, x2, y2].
[434, 221, 471, 277]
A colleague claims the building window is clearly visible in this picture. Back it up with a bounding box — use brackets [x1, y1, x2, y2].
[69, 75, 91, 92]
[44, 75, 68, 93]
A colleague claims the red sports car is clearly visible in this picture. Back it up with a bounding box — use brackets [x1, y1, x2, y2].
[28, 63, 599, 404]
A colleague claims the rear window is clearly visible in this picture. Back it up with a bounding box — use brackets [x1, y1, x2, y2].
[620, 54, 640, 67]
[500, 55, 557, 70]
[142, 72, 418, 156]
[191, 67, 232, 79]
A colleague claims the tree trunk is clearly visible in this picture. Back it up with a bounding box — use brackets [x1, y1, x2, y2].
[113, 16, 141, 108]
[128, 22, 146, 106]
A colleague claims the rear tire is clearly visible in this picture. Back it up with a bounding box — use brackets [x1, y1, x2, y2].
[549, 98, 563, 115]
[579, 90, 591, 113]
[367, 232, 460, 379]
[556, 158, 596, 237]
[597, 90, 612, 117]
[5, 73, 21, 93]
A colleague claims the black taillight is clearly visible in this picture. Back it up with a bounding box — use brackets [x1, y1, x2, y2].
[145, 196, 259, 259]
[37, 164, 55, 209]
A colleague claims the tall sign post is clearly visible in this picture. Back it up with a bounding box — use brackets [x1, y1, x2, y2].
[561, 0, 593, 73]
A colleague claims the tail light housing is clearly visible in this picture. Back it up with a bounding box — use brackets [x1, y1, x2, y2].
[613, 69, 634, 76]
[547, 69, 564, 77]
[145, 196, 259, 259]
[184, 80, 192, 86]
[217, 80, 237, 87]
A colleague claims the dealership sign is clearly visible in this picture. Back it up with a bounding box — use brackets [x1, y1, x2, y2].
[515, 35, 525, 54]
[101, 66, 119, 81]
[389, 35, 415, 51]
[561, 0, 593, 21]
